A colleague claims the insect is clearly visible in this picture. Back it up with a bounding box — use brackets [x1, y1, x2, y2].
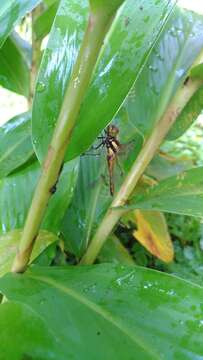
[94, 125, 121, 196]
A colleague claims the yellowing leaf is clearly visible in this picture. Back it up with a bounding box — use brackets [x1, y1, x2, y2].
[133, 210, 174, 263]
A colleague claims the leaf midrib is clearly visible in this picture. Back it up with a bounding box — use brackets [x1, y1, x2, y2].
[28, 273, 159, 359]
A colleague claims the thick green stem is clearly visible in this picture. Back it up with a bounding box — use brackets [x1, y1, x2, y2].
[80, 77, 203, 265]
[12, 6, 122, 273]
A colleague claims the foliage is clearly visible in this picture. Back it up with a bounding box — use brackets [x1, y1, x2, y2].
[0, 0, 203, 358]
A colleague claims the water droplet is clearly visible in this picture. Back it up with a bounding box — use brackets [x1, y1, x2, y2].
[73, 76, 80, 88]
[143, 15, 150, 23]
[149, 65, 158, 72]
[36, 81, 46, 93]
[169, 27, 177, 37]
[167, 289, 176, 296]
[176, 69, 185, 78]
[199, 320, 203, 328]
[116, 271, 135, 286]
[156, 53, 164, 62]
[40, 298, 46, 305]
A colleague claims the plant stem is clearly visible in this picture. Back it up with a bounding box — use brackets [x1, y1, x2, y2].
[80, 77, 203, 265]
[30, 4, 44, 104]
[12, 7, 122, 273]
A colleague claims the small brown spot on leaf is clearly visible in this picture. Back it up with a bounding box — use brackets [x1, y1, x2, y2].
[124, 16, 130, 27]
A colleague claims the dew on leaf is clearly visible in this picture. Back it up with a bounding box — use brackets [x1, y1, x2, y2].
[36, 81, 46, 93]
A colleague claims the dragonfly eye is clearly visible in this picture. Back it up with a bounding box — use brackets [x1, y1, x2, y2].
[108, 125, 119, 137]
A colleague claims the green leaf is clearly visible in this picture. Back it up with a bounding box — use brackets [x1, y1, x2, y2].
[0, 112, 34, 178]
[98, 235, 135, 265]
[0, 159, 79, 235]
[32, 0, 176, 162]
[43, 0, 58, 6]
[33, 1, 59, 41]
[0, 0, 41, 47]
[0, 230, 58, 277]
[62, 154, 110, 257]
[0, 33, 30, 96]
[146, 153, 193, 180]
[0, 302, 62, 360]
[190, 62, 203, 80]
[89, 0, 125, 16]
[167, 86, 203, 140]
[124, 6, 203, 140]
[122, 167, 203, 217]
[0, 264, 203, 359]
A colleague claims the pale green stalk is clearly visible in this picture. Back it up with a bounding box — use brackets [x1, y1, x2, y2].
[12, 2, 125, 273]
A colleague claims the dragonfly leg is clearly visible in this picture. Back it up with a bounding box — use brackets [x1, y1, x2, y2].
[91, 141, 105, 150]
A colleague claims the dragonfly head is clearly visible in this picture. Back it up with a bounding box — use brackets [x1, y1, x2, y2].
[107, 125, 119, 137]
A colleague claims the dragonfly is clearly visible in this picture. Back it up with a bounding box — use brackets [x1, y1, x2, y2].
[94, 125, 122, 196]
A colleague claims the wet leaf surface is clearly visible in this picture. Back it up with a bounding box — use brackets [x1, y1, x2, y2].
[32, 0, 176, 162]
[123, 167, 203, 217]
[0, 264, 203, 359]
[0, 0, 41, 47]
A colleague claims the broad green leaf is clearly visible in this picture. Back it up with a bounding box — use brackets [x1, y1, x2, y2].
[0, 33, 30, 96]
[32, 0, 176, 162]
[133, 210, 174, 262]
[190, 62, 203, 80]
[0, 159, 79, 235]
[0, 302, 62, 360]
[0, 112, 33, 178]
[146, 153, 193, 180]
[98, 235, 135, 265]
[89, 0, 125, 15]
[12, 31, 32, 67]
[0, 265, 203, 359]
[124, 7, 203, 140]
[0, 0, 41, 47]
[43, 0, 58, 6]
[122, 167, 203, 217]
[0, 230, 58, 277]
[62, 154, 110, 257]
[33, 1, 59, 40]
[167, 86, 203, 140]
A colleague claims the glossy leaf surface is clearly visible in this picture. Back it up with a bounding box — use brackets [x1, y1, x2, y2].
[124, 6, 203, 140]
[89, 0, 125, 15]
[146, 153, 193, 180]
[0, 264, 203, 359]
[0, 159, 79, 235]
[0, 230, 58, 277]
[190, 62, 203, 80]
[123, 167, 203, 217]
[0, 33, 30, 96]
[62, 154, 110, 257]
[33, 1, 59, 40]
[0, 112, 33, 178]
[32, 0, 176, 162]
[0, 302, 62, 360]
[0, 0, 41, 47]
[98, 235, 135, 265]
